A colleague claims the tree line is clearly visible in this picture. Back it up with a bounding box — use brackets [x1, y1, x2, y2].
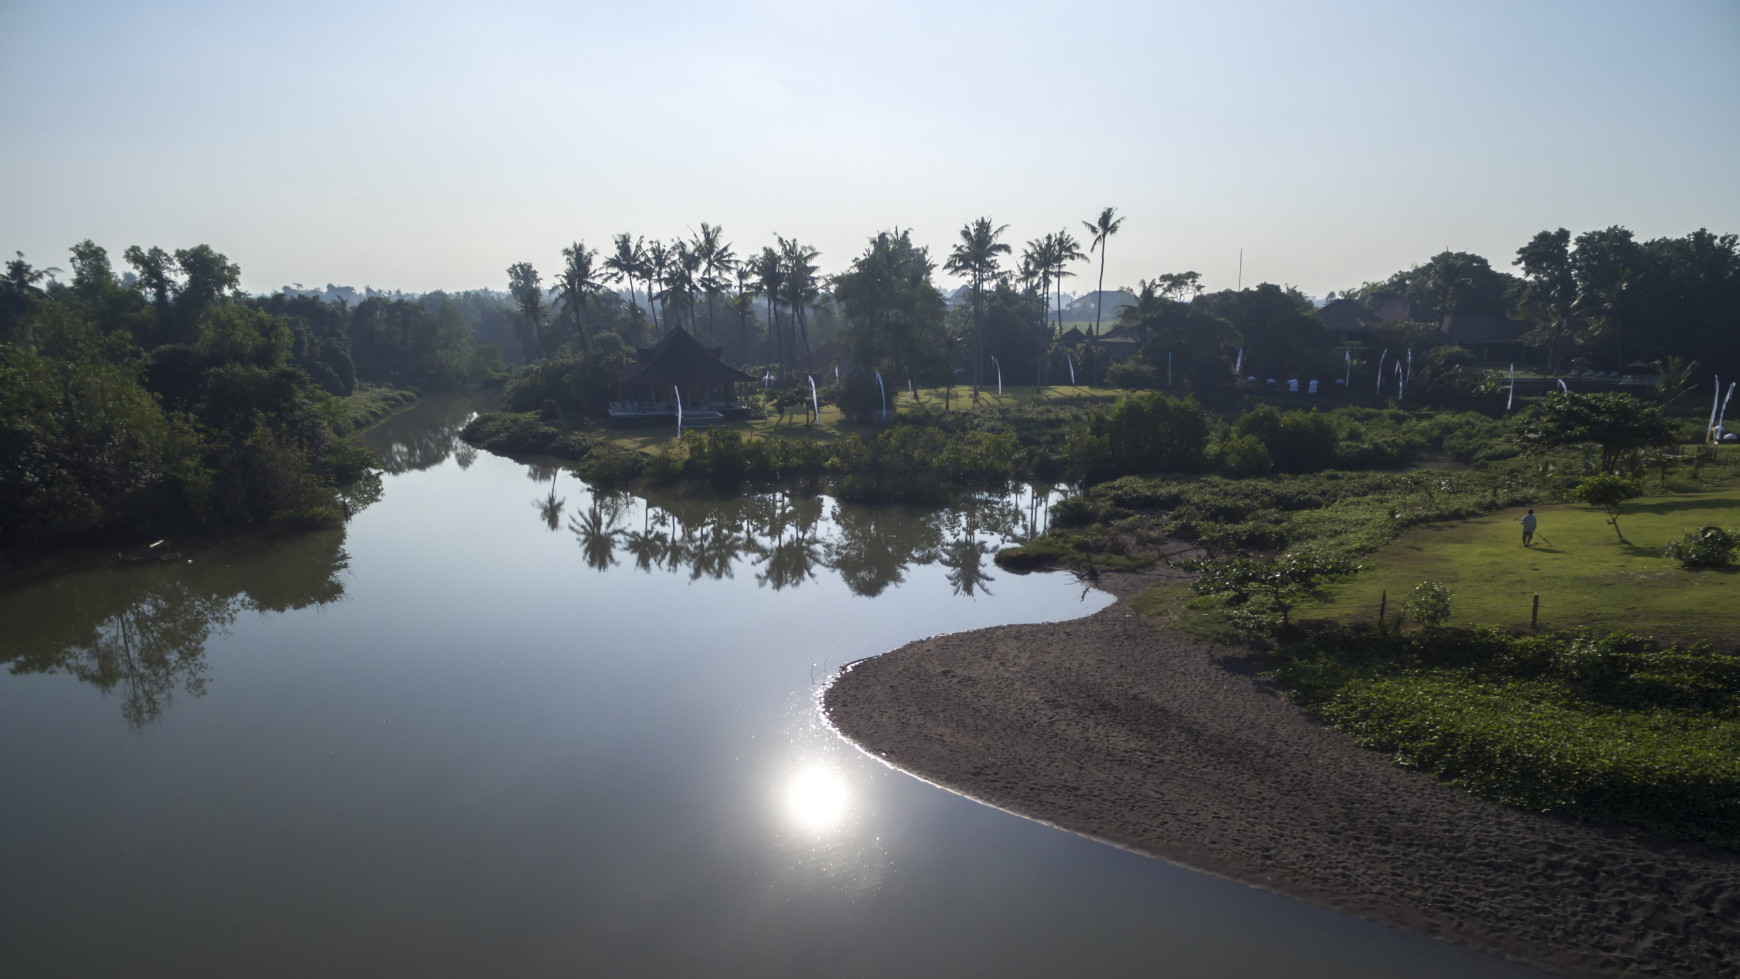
[495, 214, 1736, 419]
[0, 241, 512, 549]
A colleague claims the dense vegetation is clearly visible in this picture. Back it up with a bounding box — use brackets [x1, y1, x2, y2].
[1274, 626, 1740, 848]
[0, 242, 470, 549]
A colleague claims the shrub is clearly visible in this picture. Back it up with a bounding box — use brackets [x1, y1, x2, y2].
[1064, 392, 1209, 484]
[1104, 361, 1160, 389]
[1405, 580, 1452, 627]
[1213, 433, 1272, 476]
[1663, 526, 1739, 569]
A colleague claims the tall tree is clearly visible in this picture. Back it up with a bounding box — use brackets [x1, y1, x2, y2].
[1021, 238, 1050, 390]
[645, 240, 671, 336]
[1, 251, 61, 340]
[1571, 226, 1642, 367]
[731, 262, 756, 356]
[754, 246, 788, 368]
[661, 240, 700, 334]
[1082, 206, 1124, 338]
[779, 236, 821, 370]
[554, 241, 602, 348]
[506, 261, 545, 360]
[123, 245, 177, 342]
[1423, 250, 1474, 332]
[833, 229, 945, 380]
[604, 234, 647, 330]
[1047, 229, 1084, 337]
[693, 223, 734, 344]
[67, 240, 115, 296]
[1514, 229, 1583, 373]
[944, 217, 1011, 395]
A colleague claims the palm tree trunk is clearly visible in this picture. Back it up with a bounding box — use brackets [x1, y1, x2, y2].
[1094, 249, 1107, 339]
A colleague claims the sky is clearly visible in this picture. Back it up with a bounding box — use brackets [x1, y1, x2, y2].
[3, 0, 1737, 298]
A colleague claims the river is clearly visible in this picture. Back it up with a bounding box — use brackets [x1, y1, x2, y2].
[0, 396, 1547, 977]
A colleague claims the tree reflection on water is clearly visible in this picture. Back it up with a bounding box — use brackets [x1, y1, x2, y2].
[549, 477, 1047, 599]
[0, 528, 351, 729]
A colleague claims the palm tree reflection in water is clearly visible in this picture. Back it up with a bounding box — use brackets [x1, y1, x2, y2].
[550, 482, 1054, 598]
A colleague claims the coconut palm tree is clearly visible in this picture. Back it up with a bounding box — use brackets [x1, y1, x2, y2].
[506, 261, 545, 360]
[645, 240, 672, 337]
[1047, 229, 1084, 336]
[693, 223, 735, 344]
[554, 241, 602, 348]
[1022, 238, 1050, 391]
[731, 262, 757, 356]
[1081, 206, 1123, 339]
[604, 233, 647, 327]
[662, 240, 701, 335]
[944, 217, 1011, 395]
[755, 246, 788, 368]
[779, 236, 821, 371]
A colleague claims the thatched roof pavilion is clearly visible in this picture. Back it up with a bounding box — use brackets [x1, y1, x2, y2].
[612, 327, 755, 423]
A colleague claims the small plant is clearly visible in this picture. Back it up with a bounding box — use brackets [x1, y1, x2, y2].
[1186, 551, 1357, 629]
[1663, 526, 1739, 569]
[1569, 473, 1643, 542]
[1404, 580, 1452, 627]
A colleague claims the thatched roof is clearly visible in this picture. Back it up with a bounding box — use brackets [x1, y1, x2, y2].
[1319, 298, 1382, 337]
[617, 327, 755, 388]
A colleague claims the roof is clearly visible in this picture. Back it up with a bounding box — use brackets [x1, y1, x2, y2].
[1057, 326, 1088, 346]
[1367, 293, 1437, 323]
[1439, 314, 1528, 346]
[1319, 298, 1382, 337]
[617, 327, 756, 388]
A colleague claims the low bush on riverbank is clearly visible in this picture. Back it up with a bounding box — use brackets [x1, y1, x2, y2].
[334, 386, 417, 435]
[460, 410, 608, 459]
[641, 425, 1024, 502]
[1272, 625, 1740, 849]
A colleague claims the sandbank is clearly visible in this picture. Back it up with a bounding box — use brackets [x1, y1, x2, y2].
[822, 572, 1740, 979]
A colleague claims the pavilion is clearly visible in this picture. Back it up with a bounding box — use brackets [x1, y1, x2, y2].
[609, 327, 756, 426]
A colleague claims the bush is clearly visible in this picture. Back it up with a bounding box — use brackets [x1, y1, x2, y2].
[1064, 392, 1208, 484]
[1276, 626, 1740, 848]
[1663, 526, 1739, 569]
[1404, 580, 1452, 627]
[1212, 433, 1272, 476]
[1104, 361, 1160, 389]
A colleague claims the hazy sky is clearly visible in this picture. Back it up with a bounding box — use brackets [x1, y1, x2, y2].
[3, 0, 1737, 298]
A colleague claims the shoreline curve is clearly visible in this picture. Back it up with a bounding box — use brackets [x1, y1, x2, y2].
[821, 571, 1739, 979]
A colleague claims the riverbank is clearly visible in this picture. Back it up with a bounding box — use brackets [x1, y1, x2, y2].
[821, 571, 1740, 979]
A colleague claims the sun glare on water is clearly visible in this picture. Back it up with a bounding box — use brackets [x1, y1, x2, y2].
[782, 766, 851, 832]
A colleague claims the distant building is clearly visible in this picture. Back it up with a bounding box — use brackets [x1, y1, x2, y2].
[611, 327, 755, 425]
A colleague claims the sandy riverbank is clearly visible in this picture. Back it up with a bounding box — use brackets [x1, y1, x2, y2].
[822, 572, 1740, 979]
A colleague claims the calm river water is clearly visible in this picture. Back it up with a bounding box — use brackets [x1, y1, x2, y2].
[0, 396, 1547, 978]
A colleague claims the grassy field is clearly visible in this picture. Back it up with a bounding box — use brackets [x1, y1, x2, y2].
[1310, 485, 1740, 639]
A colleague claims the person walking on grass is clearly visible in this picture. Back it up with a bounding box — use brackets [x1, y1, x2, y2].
[1521, 509, 1537, 548]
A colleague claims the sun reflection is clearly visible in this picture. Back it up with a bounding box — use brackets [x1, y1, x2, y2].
[782, 765, 851, 831]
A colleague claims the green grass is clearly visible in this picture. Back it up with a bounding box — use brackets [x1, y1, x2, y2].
[1310, 486, 1740, 639]
[334, 386, 418, 434]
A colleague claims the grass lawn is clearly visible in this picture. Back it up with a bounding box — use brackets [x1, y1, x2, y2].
[1311, 485, 1740, 639]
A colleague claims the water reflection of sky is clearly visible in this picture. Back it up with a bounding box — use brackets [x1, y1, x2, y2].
[0, 397, 1550, 978]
